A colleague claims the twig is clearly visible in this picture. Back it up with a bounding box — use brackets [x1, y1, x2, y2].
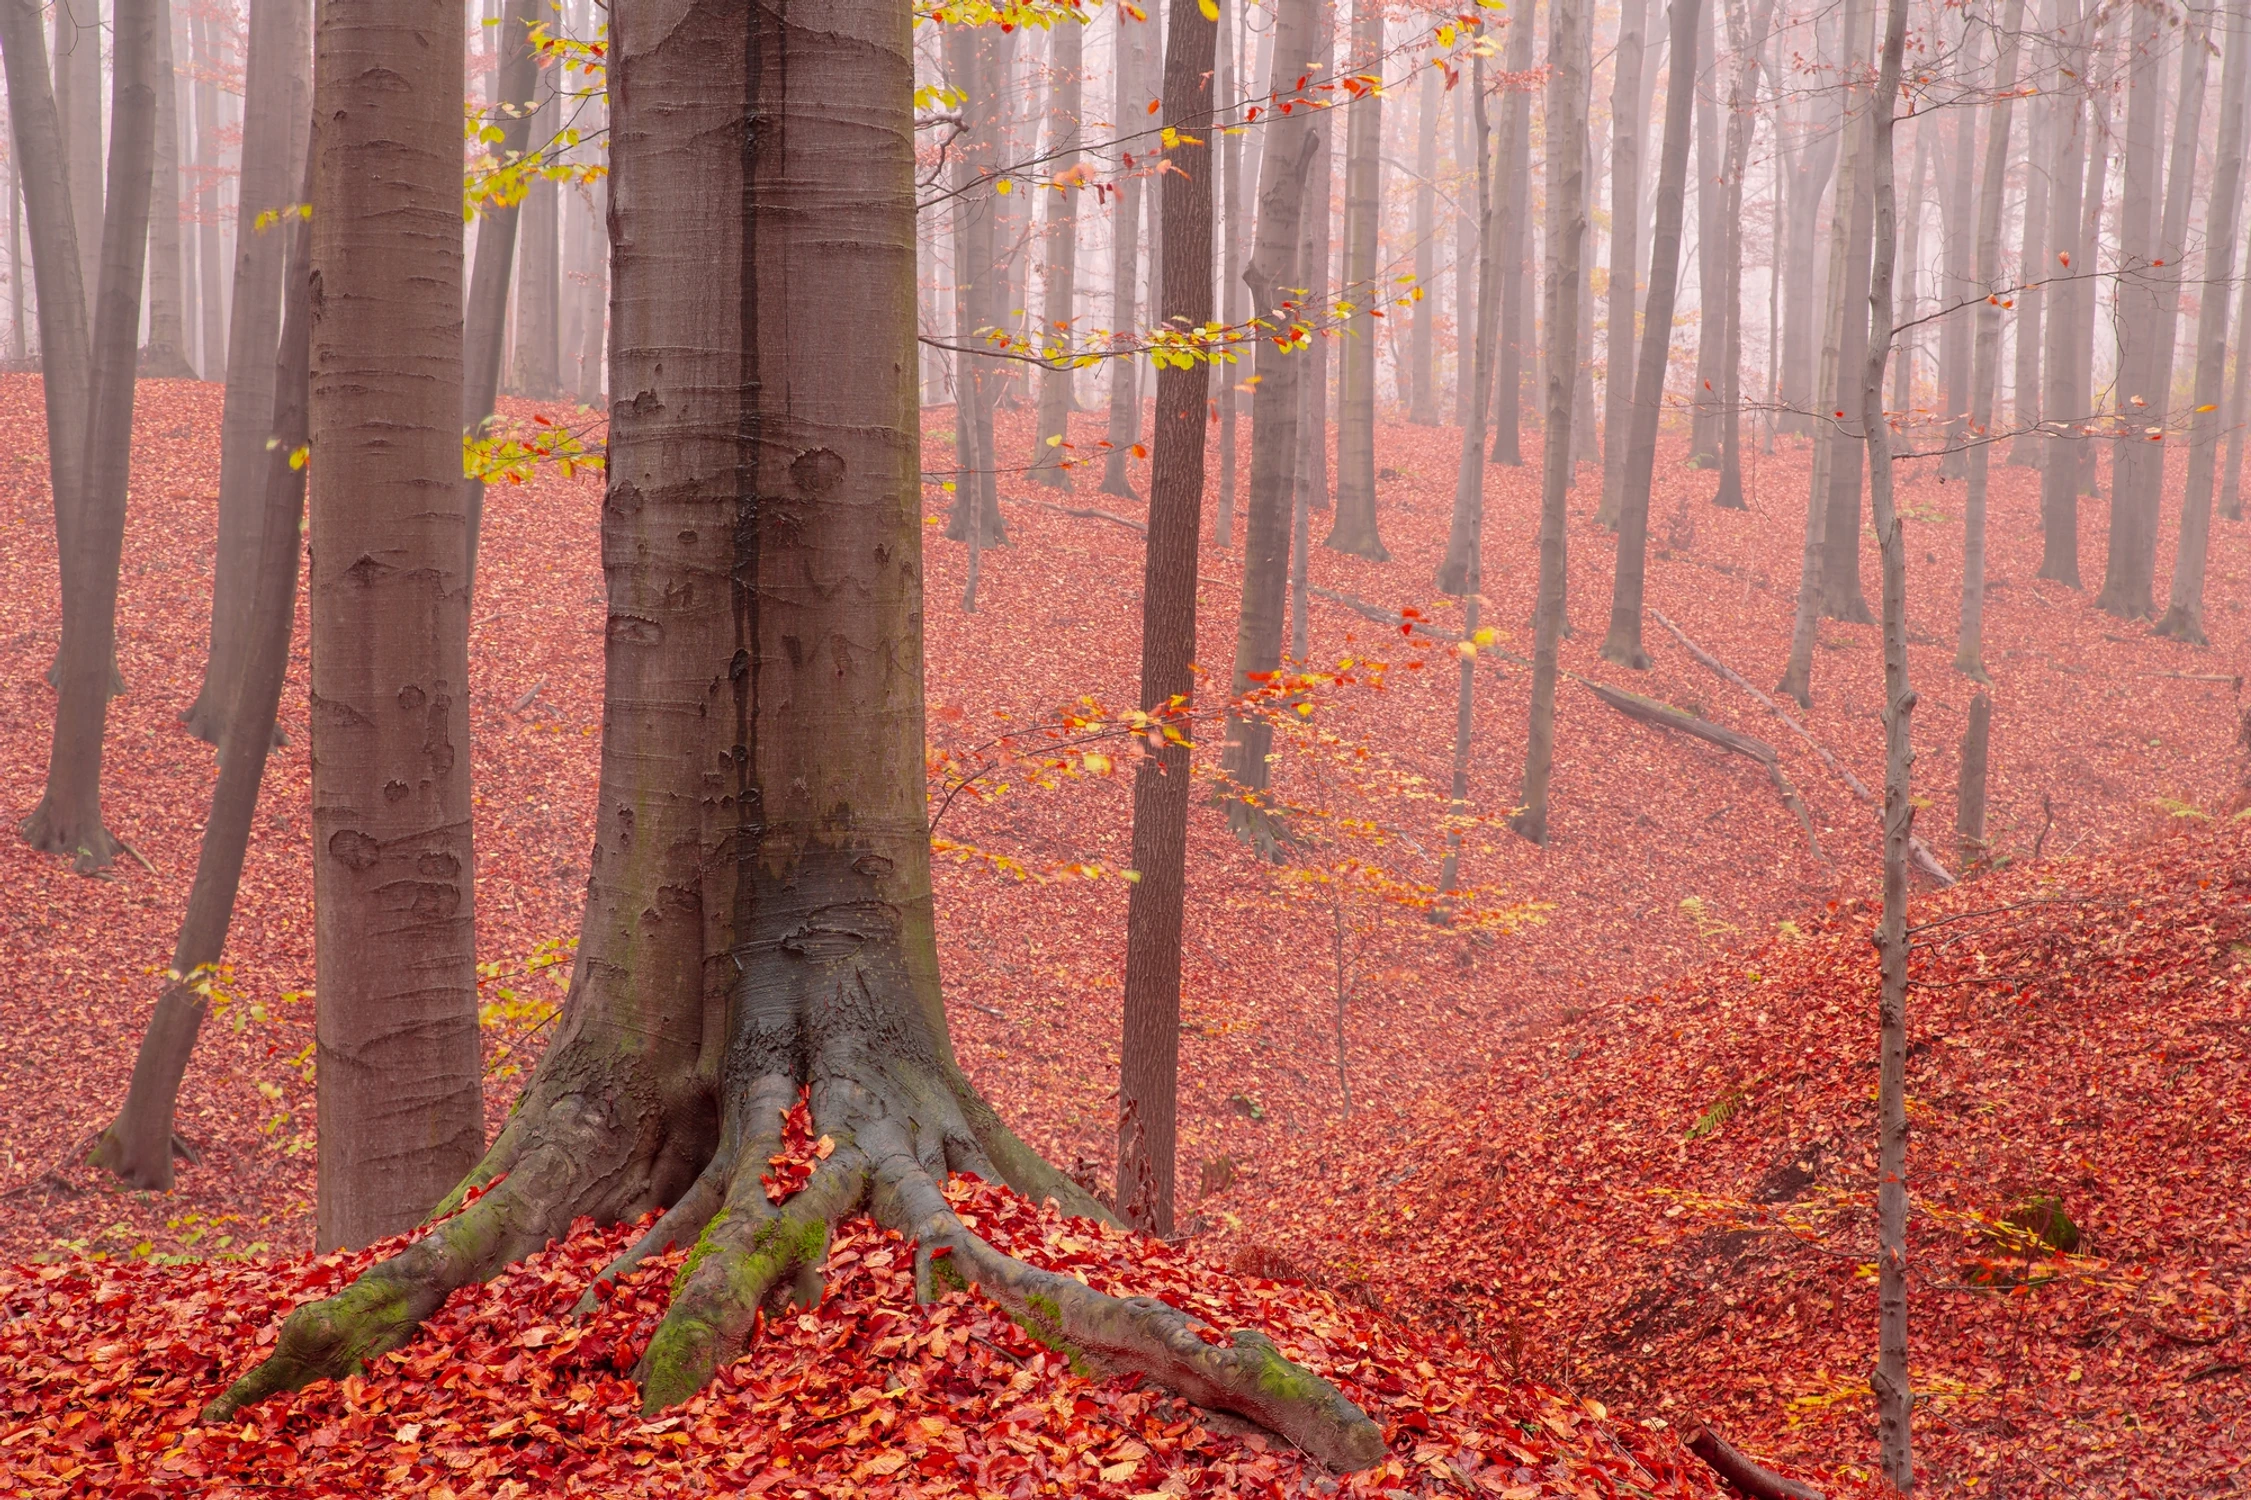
[510, 678, 548, 714]
[116, 838, 157, 875]
[1012, 497, 1147, 535]
[2143, 670, 2243, 690]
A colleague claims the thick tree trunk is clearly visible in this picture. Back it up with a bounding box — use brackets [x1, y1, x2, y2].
[1711, 0, 1776, 510]
[1489, 2, 1537, 464]
[1817, 9, 1876, 627]
[1601, 0, 1701, 670]
[307, 0, 483, 1250]
[181, 0, 314, 745]
[1776, 92, 1838, 434]
[92, 174, 312, 1191]
[1030, 15, 1082, 491]
[1115, 0, 1216, 1242]
[1935, 12, 1980, 479]
[945, 22, 1008, 558]
[1597, 0, 1649, 527]
[1436, 34, 1504, 598]
[1687, 1, 1724, 468]
[1098, 7, 1151, 498]
[207, 7, 1385, 1467]
[2096, 2, 2171, 619]
[1408, 63, 1439, 423]
[1513, 0, 1587, 846]
[2158, 0, 2251, 643]
[460, 0, 541, 594]
[1954, 0, 2025, 684]
[2041, 38, 2107, 581]
[191, 10, 228, 377]
[20, 0, 157, 874]
[53, 0, 100, 321]
[1326, 0, 1386, 558]
[1862, 0, 1914, 1480]
[1221, 0, 1319, 837]
[143, 0, 196, 378]
[1297, 7, 1335, 519]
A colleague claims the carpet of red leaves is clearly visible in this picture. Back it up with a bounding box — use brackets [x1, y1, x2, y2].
[0, 371, 2246, 1494]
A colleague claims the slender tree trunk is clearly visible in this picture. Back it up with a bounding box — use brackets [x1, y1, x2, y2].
[1712, 0, 1776, 510]
[54, 0, 101, 321]
[308, 0, 482, 1250]
[1437, 35, 1504, 597]
[181, 0, 315, 745]
[1326, 0, 1386, 558]
[1490, 2, 1536, 463]
[6, 156, 21, 364]
[93, 173, 312, 1191]
[20, 0, 157, 874]
[1777, 94, 1839, 433]
[2096, 1, 2170, 619]
[1453, 78, 1476, 428]
[143, 0, 195, 378]
[2224, 171, 2251, 521]
[576, 179, 606, 407]
[1818, 6, 1877, 628]
[1890, 129, 1927, 426]
[945, 23, 1007, 555]
[1220, 0, 1318, 832]
[1512, 0, 1586, 847]
[1099, 7, 1150, 498]
[514, 83, 562, 398]
[1215, 6, 1243, 541]
[192, 11, 228, 376]
[1597, 0, 1649, 527]
[2044, 44, 2108, 580]
[1687, 1, 1725, 468]
[2005, 54, 2051, 467]
[1298, 6, 1335, 518]
[1116, 0, 1216, 1243]
[1954, 0, 2025, 683]
[1602, 0, 1701, 670]
[2159, 0, 2251, 642]
[2032, 10, 2089, 526]
[1409, 63, 1440, 424]
[1031, 16, 1083, 490]
[1936, 13, 1980, 479]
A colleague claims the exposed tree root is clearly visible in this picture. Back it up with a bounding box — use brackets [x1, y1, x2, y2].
[1685, 1422, 1827, 1500]
[18, 801, 123, 875]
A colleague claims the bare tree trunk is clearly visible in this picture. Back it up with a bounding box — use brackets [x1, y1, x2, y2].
[23, 0, 157, 874]
[1453, 78, 1477, 428]
[1954, 0, 2026, 684]
[1098, 7, 1151, 498]
[191, 10, 228, 377]
[1817, 10, 1877, 627]
[1214, 7, 1243, 540]
[1409, 63, 1440, 424]
[181, 0, 315, 745]
[1687, 0, 1725, 468]
[53, 0, 100, 322]
[2044, 32, 2109, 581]
[308, 0, 483, 1250]
[1436, 31, 1504, 597]
[93, 170, 311, 1190]
[1490, 0, 1536, 463]
[576, 179, 606, 407]
[1220, 0, 1318, 838]
[1777, 85, 1839, 434]
[1712, 0, 1776, 510]
[2224, 173, 2251, 521]
[2096, 0, 2172, 619]
[2159, 0, 2250, 643]
[1298, 6, 1335, 518]
[1031, 16, 1083, 491]
[1326, 0, 1386, 558]
[1602, 0, 1701, 670]
[143, 0, 196, 378]
[1597, 0, 1650, 527]
[513, 82, 562, 398]
[2005, 40, 2051, 468]
[1862, 0, 1914, 1478]
[2034, 0, 2088, 557]
[945, 23, 1007, 558]
[1956, 689, 1990, 871]
[1513, 0, 1587, 847]
[6, 156, 21, 364]
[1935, 12, 1981, 479]
[1116, 0, 1216, 1243]
[1890, 129, 1927, 426]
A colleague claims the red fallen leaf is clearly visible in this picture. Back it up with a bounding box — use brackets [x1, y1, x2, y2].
[762, 1088, 819, 1204]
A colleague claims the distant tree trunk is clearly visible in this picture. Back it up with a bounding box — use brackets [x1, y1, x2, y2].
[1490, 3, 1536, 464]
[2096, 0, 2170, 620]
[1687, 1, 1724, 468]
[308, 0, 483, 1250]
[1602, 0, 1700, 670]
[1513, 0, 1587, 847]
[1326, 0, 1386, 558]
[1711, 0, 1776, 509]
[459, 0, 540, 594]
[1817, 9, 1876, 628]
[2032, 0, 2088, 524]
[1889, 128, 1925, 427]
[2043, 43, 2109, 581]
[181, 0, 315, 745]
[1596, 0, 1648, 528]
[2158, 0, 2249, 644]
[1452, 78, 1476, 428]
[1298, 6, 1335, 518]
[6, 159, 21, 364]
[513, 81, 563, 398]
[1116, 0, 1216, 1243]
[1098, 7, 1151, 498]
[22, 0, 157, 873]
[1954, 0, 2026, 684]
[1862, 0, 1914, 1479]
[53, 0, 100, 321]
[1776, 91, 1839, 434]
[1220, 0, 1317, 838]
[93, 175, 311, 1191]
[2005, 73, 2050, 467]
[1935, 13, 1980, 479]
[575, 179, 606, 408]
[1436, 39, 1501, 597]
[1956, 690, 1990, 871]
[1214, 7, 1243, 541]
[1409, 63, 1440, 424]
[191, 10, 227, 377]
[946, 22, 1007, 556]
[143, 0, 195, 378]
[1031, 16, 1083, 491]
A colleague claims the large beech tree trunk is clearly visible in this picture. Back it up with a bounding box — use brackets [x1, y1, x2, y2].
[1115, 0, 1216, 1242]
[1029, 15, 1082, 491]
[1953, 0, 2025, 684]
[1601, 0, 1701, 670]
[306, 0, 483, 1251]
[1513, 0, 1587, 847]
[2095, 5, 2165, 616]
[2042, 38, 2108, 583]
[93, 170, 312, 1191]
[206, 8, 1386, 1469]
[2005, 52, 2051, 468]
[2158, 0, 2250, 643]
[1710, 0, 1776, 510]
[143, 0, 196, 378]
[181, 0, 314, 744]
[1596, 0, 1649, 528]
[1815, 25, 1876, 628]
[1325, 0, 1386, 558]
[20, 0, 158, 874]
[1776, 77, 1839, 434]
[1489, 1, 1537, 464]
[190, 10, 227, 377]
[53, 0, 101, 319]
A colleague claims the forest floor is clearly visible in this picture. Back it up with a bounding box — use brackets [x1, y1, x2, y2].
[0, 372, 2246, 1494]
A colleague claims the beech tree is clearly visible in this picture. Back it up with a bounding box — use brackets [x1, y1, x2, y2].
[1407, 63, 1439, 424]
[1028, 14, 1082, 491]
[304, 0, 484, 1250]
[205, 5, 1384, 1468]
[1595, 0, 1649, 529]
[1709, 0, 1776, 510]
[52, 0, 99, 315]
[142, 0, 197, 379]
[1097, 7, 1152, 499]
[1488, 0, 1536, 464]
[2040, 16, 2109, 586]
[2097, 2, 2167, 619]
[1686, 1, 1723, 469]
[1327, 0, 1387, 561]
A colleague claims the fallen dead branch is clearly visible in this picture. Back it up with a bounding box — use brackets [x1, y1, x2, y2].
[1651, 609, 1956, 886]
[1013, 497, 1147, 535]
[1684, 1422, 1828, 1500]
